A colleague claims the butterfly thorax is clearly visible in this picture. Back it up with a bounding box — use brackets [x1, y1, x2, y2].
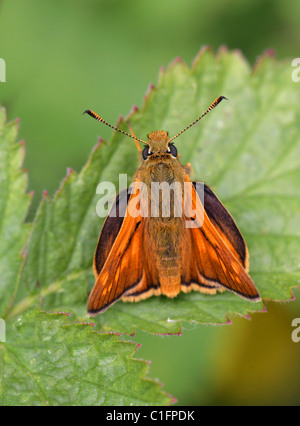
[135, 142, 185, 297]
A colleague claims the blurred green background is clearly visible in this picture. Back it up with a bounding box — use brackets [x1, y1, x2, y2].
[1, 0, 300, 406]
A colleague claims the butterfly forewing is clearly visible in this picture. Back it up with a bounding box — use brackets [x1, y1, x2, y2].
[88, 189, 144, 314]
[182, 176, 260, 300]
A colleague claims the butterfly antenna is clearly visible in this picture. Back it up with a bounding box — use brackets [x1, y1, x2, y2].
[83, 110, 148, 145]
[168, 96, 228, 144]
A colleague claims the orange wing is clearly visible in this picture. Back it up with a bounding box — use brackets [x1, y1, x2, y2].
[182, 176, 260, 301]
[88, 189, 144, 315]
[197, 183, 249, 270]
[93, 189, 130, 279]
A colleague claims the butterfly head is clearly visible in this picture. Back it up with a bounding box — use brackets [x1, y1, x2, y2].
[142, 131, 178, 160]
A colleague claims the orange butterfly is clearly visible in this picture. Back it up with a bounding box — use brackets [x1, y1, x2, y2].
[84, 96, 260, 315]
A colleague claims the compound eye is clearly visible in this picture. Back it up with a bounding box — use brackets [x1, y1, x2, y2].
[169, 143, 178, 157]
[142, 146, 152, 160]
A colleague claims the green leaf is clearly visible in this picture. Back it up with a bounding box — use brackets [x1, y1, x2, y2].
[10, 47, 300, 335]
[0, 109, 31, 318]
[0, 310, 172, 406]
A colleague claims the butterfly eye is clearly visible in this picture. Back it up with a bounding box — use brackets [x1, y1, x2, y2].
[142, 146, 152, 160]
[169, 144, 178, 157]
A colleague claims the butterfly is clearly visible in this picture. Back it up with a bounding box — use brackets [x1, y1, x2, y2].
[84, 96, 260, 315]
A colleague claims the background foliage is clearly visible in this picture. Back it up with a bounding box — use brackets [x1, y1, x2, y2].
[1, 0, 300, 405]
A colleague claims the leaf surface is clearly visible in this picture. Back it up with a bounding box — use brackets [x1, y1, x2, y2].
[0, 311, 171, 406]
[0, 109, 31, 318]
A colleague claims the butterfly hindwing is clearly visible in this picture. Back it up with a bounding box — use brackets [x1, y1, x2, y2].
[195, 182, 249, 270]
[182, 177, 260, 301]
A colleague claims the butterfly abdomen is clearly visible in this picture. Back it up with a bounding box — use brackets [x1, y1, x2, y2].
[146, 216, 182, 297]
